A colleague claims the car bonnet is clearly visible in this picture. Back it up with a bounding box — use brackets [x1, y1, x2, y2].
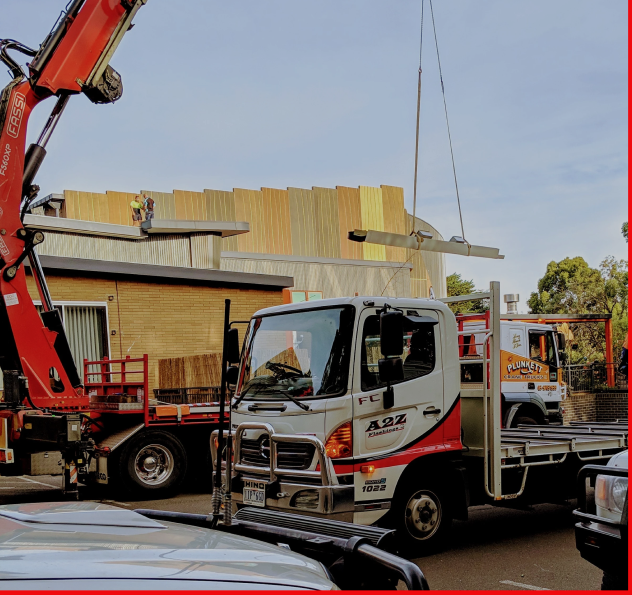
[0, 502, 334, 589]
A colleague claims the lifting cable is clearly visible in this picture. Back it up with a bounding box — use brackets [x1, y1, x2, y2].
[411, 0, 424, 235]
[412, 0, 468, 247]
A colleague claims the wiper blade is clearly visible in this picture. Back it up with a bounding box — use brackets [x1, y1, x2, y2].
[233, 383, 311, 411]
[281, 390, 310, 411]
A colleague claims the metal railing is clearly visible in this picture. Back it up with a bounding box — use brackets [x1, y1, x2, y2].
[562, 364, 628, 393]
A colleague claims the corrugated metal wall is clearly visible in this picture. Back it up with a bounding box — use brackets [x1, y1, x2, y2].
[204, 189, 238, 251]
[337, 186, 363, 260]
[288, 187, 317, 257]
[221, 255, 412, 299]
[36, 232, 192, 268]
[359, 186, 386, 262]
[57, 184, 446, 297]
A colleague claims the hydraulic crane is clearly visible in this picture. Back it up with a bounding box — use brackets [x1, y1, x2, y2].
[0, 0, 148, 494]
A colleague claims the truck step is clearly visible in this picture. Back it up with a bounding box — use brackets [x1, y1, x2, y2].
[233, 507, 395, 549]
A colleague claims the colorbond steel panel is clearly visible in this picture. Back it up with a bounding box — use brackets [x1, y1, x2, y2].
[262, 188, 291, 255]
[141, 190, 176, 220]
[204, 189, 238, 252]
[288, 187, 317, 257]
[336, 186, 363, 260]
[63, 190, 78, 220]
[234, 188, 264, 253]
[106, 191, 139, 226]
[359, 186, 386, 262]
[204, 189, 236, 221]
[65, 190, 108, 223]
[381, 185, 408, 263]
[313, 187, 341, 259]
[174, 190, 206, 221]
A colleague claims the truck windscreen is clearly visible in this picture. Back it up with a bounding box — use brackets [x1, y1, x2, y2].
[237, 306, 355, 401]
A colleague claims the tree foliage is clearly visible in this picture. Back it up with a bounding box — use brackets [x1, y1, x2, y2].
[622, 221, 628, 242]
[446, 273, 488, 314]
[528, 256, 628, 363]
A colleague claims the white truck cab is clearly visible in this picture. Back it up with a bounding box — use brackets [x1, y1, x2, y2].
[226, 285, 627, 555]
[231, 296, 458, 532]
[459, 317, 566, 426]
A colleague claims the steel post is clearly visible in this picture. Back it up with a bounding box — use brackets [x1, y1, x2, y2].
[489, 281, 502, 499]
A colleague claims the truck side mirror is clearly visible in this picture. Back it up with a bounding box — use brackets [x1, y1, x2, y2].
[378, 357, 404, 409]
[380, 310, 404, 356]
[226, 365, 239, 385]
[559, 352, 568, 365]
[227, 327, 240, 364]
[557, 332, 566, 351]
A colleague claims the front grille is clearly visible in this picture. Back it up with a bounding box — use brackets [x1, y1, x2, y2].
[240, 438, 315, 470]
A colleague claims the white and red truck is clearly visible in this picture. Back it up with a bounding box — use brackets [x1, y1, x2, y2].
[223, 282, 628, 554]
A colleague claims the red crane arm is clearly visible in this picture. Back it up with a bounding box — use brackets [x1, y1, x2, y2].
[0, 0, 147, 409]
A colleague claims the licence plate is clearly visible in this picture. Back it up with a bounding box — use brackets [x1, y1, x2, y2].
[243, 480, 266, 507]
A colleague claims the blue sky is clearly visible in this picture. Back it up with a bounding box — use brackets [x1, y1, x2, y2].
[3, 0, 628, 310]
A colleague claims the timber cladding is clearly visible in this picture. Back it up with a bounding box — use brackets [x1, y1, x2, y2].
[25, 274, 283, 391]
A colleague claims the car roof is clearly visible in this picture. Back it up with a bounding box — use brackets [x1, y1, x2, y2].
[0, 502, 334, 590]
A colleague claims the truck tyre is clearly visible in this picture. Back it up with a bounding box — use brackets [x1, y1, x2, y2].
[390, 477, 452, 557]
[119, 430, 187, 496]
[513, 415, 538, 427]
[601, 572, 627, 590]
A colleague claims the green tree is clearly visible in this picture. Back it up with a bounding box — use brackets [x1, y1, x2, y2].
[446, 273, 488, 314]
[528, 256, 628, 363]
[622, 221, 628, 242]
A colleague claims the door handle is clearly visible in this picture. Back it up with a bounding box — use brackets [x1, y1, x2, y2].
[423, 407, 441, 416]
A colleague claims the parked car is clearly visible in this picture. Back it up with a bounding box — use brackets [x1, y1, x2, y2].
[574, 450, 628, 590]
[0, 502, 427, 590]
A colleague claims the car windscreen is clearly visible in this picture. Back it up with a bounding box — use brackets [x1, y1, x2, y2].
[237, 306, 355, 401]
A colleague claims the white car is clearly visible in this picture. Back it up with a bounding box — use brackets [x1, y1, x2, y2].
[595, 450, 628, 522]
[0, 502, 427, 590]
[574, 450, 628, 591]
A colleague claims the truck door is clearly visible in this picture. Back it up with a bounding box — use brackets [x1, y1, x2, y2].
[527, 328, 560, 402]
[352, 308, 444, 462]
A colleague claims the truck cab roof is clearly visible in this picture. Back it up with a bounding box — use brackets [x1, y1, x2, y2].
[253, 296, 453, 318]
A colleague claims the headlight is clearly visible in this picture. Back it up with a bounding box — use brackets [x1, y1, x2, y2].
[595, 474, 628, 514]
[612, 477, 628, 512]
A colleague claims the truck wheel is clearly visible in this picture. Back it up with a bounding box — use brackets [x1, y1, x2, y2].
[601, 572, 627, 590]
[119, 430, 187, 496]
[513, 415, 538, 427]
[391, 478, 452, 557]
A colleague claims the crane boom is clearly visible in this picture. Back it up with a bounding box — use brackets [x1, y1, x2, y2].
[0, 0, 147, 409]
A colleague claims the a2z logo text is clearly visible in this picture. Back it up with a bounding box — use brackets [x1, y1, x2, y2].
[366, 414, 407, 438]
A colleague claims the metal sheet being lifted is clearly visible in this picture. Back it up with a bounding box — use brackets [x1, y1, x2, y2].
[348, 229, 504, 260]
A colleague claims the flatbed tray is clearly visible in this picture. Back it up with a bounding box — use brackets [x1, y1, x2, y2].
[499, 422, 627, 460]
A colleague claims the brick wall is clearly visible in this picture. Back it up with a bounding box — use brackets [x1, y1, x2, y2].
[595, 392, 628, 422]
[562, 391, 596, 423]
[563, 391, 628, 423]
[26, 273, 283, 391]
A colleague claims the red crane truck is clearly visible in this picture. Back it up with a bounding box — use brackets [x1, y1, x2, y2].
[0, 0, 227, 498]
